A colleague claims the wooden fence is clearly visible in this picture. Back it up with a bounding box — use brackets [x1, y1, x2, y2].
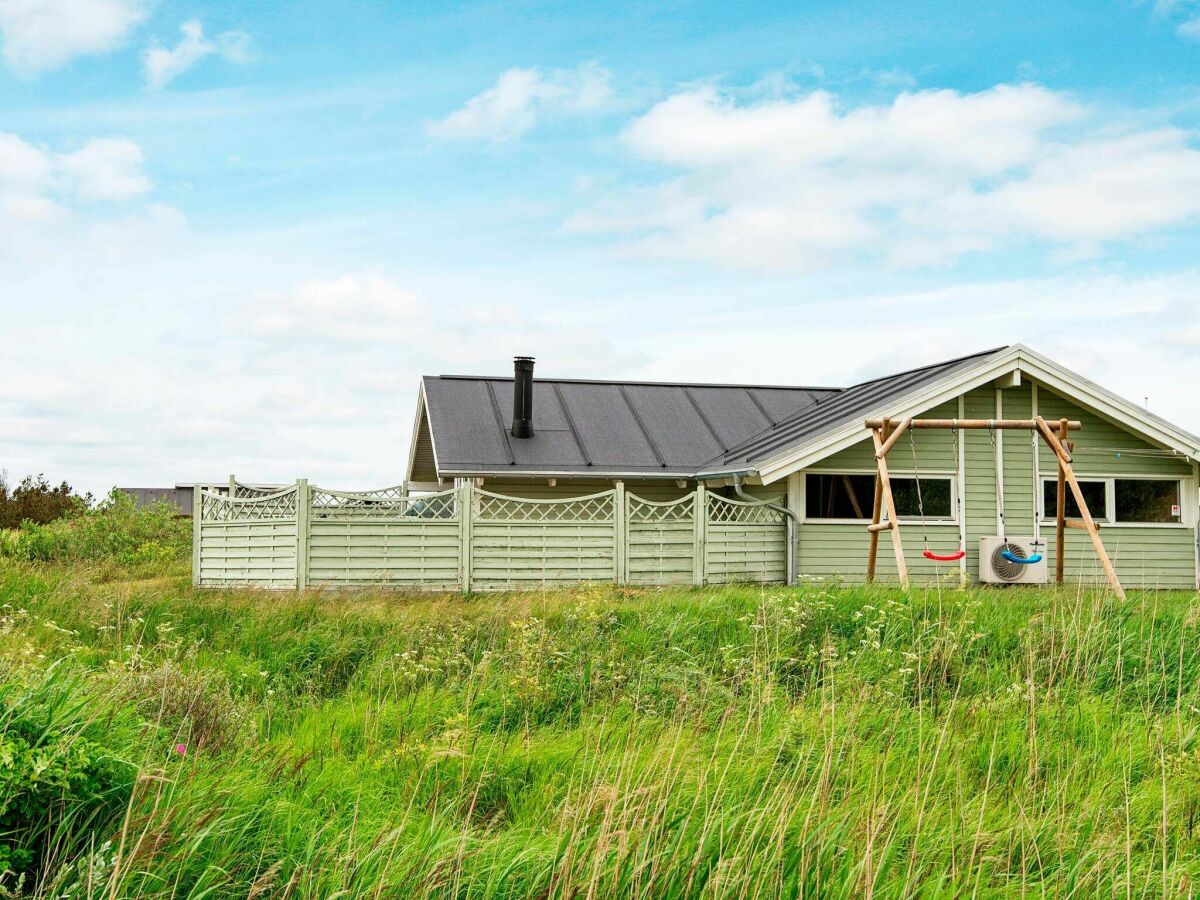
[193, 481, 787, 591]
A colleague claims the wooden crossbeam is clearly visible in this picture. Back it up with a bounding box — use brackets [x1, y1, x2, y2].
[864, 418, 1082, 430]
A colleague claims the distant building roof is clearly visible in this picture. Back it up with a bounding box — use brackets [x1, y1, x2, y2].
[409, 347, 1011, 482]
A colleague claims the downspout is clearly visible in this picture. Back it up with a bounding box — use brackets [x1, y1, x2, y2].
[733, 475, 799, 586]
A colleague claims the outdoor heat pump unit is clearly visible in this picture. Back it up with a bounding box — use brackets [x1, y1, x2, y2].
[979, 536, 1048, 584]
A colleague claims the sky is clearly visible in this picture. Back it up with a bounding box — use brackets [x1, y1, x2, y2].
[2, 0, 1200, 496]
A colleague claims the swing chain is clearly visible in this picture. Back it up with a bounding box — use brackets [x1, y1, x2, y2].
[907, 425, 929, 550]
[989, 420, 1007, 543]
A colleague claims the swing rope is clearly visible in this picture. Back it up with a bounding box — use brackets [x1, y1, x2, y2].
[990, 420, 1043, 565]
[908, 423, 966, 563]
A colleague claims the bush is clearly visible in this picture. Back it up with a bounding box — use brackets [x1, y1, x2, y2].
[3, 490, 190, 564]
[0, 670, 135, 879]
[0, 473, 91, 530]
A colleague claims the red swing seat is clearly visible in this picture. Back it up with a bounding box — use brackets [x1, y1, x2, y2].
[922, 548, 966, 562]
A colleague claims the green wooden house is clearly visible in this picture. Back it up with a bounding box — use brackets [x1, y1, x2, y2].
[406, 346, 1200, 590]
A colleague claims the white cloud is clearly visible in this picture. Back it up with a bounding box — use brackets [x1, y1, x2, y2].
[1147, 0, 1200, 38]
[143, 19, 254, 90]
[0, 131, 174, 261]
[249, 273, 427, 343]
[0, 0, 147, 75]
[428, 62, 613, 142]
[1178, 15, 1200, 38]
[57, 137, 151, 200]
[567, 83, 1200, 270]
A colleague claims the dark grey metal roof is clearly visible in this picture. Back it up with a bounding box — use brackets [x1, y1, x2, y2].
[710, 346, 1009, 470]
[421, 376, 837, 477]
[417, 347, 1010, 479]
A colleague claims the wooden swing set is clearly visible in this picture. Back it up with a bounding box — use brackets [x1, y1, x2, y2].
[863, 414, 1126, 600]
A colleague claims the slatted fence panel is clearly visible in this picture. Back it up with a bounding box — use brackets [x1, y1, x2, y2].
[307, 487, 461, 589]
[197, 488, 299, 588]
[627, 493, 695, 585]
[470, 489, 617, 590]
[704, 494, 787, 584]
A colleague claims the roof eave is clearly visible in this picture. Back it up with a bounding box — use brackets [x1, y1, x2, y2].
[437, 467, 706, 480]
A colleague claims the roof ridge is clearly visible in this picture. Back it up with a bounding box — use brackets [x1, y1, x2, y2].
[427, 374, 844, 392]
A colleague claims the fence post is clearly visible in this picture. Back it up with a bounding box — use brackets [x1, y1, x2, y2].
[191, 486, 202, 587]
[613, 481, 626, 585]
[295, 479, 310, 590]
[459, 480, 473, 593]
[229, 474, 236, 497]
[693, 482, 707, 587]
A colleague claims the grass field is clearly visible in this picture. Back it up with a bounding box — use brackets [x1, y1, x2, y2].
[2, 555, 1200, 898]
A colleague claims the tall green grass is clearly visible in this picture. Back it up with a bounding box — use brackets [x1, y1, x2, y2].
[1, 559, 1198, 897]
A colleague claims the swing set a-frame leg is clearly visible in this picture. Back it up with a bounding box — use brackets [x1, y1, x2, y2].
[867, 419, 909, 590]
[1035, 416, 1126, 601]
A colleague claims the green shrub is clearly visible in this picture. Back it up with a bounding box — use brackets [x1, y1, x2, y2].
[3, 490, 190, 563]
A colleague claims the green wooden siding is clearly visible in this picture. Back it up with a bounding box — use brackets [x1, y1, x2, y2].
[794, 381, 1197, 589]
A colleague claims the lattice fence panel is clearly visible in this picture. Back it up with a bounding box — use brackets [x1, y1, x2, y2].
[310, 486, 457, 520]
[232, 481, 284, 500]
[475, 489, 615, 523]
[201, 487, 298, 522]
[706, 493, 785, 525]
[627, 493, 695, 585]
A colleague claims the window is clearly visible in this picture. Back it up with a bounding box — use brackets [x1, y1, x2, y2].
[1041, 479, 1108, 522]
[806, 473, 953, 521]
[1114, 479, 1180, 523]
[891, 477, 952, 519]
[1041, 477, 1184, 525]
[806, 473, 874, 520]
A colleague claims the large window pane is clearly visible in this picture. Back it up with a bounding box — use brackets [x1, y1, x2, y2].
[806, 474, 874, 520]
[1114, 479, 1180, 523]
[1042, 479, 1107, 521]
[805, 473, 953, 520]
[891, 477, 952, 519]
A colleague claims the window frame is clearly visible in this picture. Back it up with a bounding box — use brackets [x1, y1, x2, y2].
[1038, 473, 1188, 528]
[801, 469, 960, 525]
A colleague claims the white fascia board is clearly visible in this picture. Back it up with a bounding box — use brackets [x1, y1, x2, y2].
[753, 344, 1200, 485]
[1008, 345, 1200, 458]
[404, 383, 436, 483]
[753, 347, 1025, 484]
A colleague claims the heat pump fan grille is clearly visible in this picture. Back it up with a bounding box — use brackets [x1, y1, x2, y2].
[990, 542, 1028, 582]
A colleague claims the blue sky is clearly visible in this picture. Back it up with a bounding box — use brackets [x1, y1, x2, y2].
[2, 0, 1200, 494]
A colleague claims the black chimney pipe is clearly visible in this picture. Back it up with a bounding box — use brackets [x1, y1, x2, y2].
[511, 356, 535, 438]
